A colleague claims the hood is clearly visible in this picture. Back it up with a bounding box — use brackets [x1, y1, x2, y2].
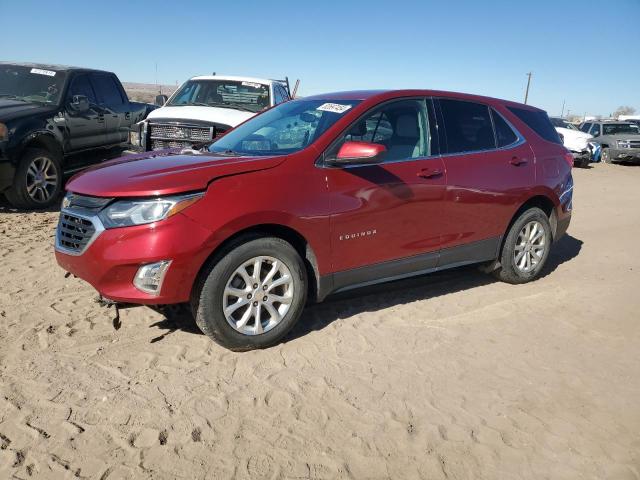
[65, 150, 286, 197]
[0, 99, 57, 122]
[555, 127, 592, 140]
[146, 105, 256, 127]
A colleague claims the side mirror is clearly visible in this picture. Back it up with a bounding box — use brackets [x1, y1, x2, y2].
[333, 141, 386, 165]
[155, 94, 168, 107]
[592, 131, 600, 137]
[70, 94, 89, 113]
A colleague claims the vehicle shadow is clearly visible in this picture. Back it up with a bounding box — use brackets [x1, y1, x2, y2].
[147, 234, 582, 344]
[286, 233, 583, 342]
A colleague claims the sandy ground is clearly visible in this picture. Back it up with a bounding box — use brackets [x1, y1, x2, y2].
[0, 163, 639, 479]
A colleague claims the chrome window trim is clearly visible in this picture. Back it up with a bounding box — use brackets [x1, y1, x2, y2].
[55, 209, 105, 256]
[318, 97, 527, 170]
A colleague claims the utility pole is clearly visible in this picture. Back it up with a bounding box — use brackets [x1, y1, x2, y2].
[561, 99, 566, 118]
[524, 72, 532, 104]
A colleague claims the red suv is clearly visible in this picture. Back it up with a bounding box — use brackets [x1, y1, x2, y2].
[55, 90, 573, 350]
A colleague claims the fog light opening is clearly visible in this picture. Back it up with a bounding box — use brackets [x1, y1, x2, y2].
[133, 260, 172, 296]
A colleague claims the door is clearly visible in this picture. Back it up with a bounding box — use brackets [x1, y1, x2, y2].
[63, 73, 106, 151]
[91, 73, 130, 144]
[435, 98, 535, 253]
[325, 98, 446, 279]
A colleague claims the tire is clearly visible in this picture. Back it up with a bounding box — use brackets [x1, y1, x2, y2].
[492, 207, 552, 284]
[601, 148, 612, 164]
[4, 148, 63, 209]
[579, 157, 590, 168]
[191, 236, 308, 351]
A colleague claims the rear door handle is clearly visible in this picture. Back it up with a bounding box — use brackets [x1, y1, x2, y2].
[510, 156, 527, 166]
[417, 168, 443, 179]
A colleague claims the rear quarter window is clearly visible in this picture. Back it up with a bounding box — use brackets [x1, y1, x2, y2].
[508, 107, 561, 144]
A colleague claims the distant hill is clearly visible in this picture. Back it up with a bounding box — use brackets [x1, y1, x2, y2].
[122, 82, 178, 104]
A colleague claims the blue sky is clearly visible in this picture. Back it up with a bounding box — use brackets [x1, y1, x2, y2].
[3, 0, 639, 116]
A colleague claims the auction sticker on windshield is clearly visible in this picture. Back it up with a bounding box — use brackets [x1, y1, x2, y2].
[30, 68, 56, 77]
[317, 103, 353, 114]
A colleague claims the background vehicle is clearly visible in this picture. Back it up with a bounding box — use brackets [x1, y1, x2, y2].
[550, 117, 592, 167]
[0, 62, 150, 209]
[579, 120, 640, 163]
[55, 90, 573, 351]
[130, 75, 292, 151]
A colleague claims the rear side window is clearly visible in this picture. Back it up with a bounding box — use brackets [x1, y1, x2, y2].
[439, 99, 496, 154]
[491, 109, 518, 147]
[508, 107, 561, 144]
[92, 74, 125, 106]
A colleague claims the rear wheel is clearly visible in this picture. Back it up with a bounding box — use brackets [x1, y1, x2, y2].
[492, 207, 552, 284]
[191, 237, 308, 351]
[4, 148, 62, 209]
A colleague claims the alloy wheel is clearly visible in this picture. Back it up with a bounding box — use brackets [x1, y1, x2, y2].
[26, 156, 58, 203]
[222, 256, 294, 335]
[513, 220, 546, 273]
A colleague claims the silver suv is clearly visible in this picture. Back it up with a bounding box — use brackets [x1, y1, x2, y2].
[579, 121, 640, 164]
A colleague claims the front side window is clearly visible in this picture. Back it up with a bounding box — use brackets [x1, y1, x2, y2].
[603, 123, 640, 135]
[91, 74, 124, 106]
[590, 124, 601, 136]
[209, 99, 360, 156]
[168, 79, 270, 113]
[440, 99, 496, 153]
[491, 109, 518, 147]
[68, 74, 97, 104]
[0, 64, 67, 105]
[327, 99, 430, 162]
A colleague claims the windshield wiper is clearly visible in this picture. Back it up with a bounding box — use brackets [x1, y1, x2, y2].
[0, 94, 24, 101]
[211, 149, 248, 157]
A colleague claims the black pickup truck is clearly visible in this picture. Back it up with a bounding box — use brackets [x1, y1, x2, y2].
[0, 62, 151, 209]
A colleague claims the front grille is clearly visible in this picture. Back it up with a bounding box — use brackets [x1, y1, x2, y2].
[628, 141, 640, 149]
[56, 213, 98, 254]
[151, 139, 193, 151]
[150, 124, 212, 142]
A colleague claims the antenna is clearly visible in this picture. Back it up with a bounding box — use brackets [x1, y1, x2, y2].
[524, 72, 532, 104]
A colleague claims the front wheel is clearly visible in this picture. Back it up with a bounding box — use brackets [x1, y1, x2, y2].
[492, 207, 552, 284]
[191, 237, 308, 351]
[4, 148, 63, 209]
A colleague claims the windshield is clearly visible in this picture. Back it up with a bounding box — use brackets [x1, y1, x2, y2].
[550, 118, 578, 130]
[0, 65, 67, 105]
[168, 79, 270, 113]
[603, 123, 640, 135]
[208, 99, 361, 156]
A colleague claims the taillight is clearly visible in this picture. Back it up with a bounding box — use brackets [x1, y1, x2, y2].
[563, 151, 574, 168]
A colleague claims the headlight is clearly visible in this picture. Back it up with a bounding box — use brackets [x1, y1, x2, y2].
[129, 122, 146, 147]
[0, 123, 8, 141]
[98, 193, 203, 228]
[617, 140, 631, 148]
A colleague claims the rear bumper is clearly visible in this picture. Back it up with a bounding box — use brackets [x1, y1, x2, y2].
[55, 212, 214, 304]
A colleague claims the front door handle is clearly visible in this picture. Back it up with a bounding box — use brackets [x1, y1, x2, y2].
[417, 168, 443, 179]
[510, 156, 528, 166]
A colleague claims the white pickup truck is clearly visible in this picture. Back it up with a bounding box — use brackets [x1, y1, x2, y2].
[131, 75, 292, 151]
[550, 117, 592, 167]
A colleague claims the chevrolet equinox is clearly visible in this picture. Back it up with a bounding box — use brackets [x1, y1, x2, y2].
[55, 90, 573, 351]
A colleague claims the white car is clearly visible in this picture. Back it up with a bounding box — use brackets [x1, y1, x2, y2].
[550, 117, 592, 167]
[132, 75, 292, 151]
